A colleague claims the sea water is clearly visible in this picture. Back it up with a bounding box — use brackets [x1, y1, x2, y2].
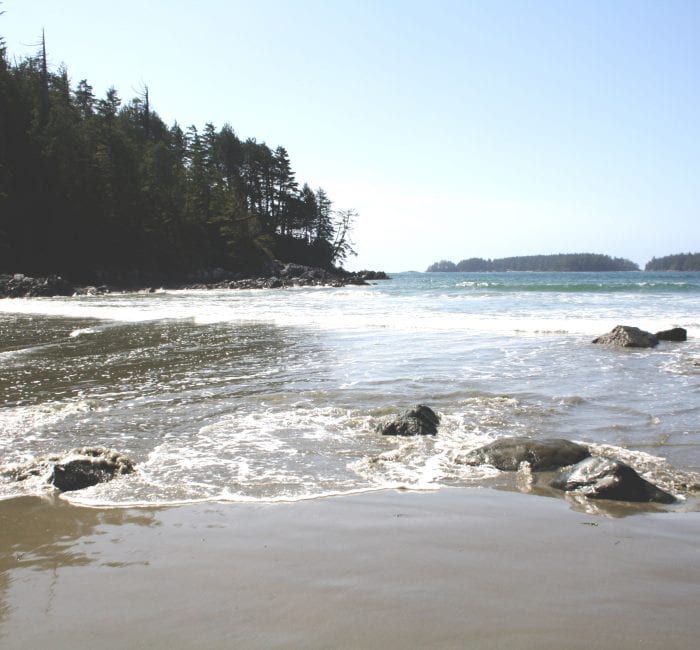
[0, 271, 698, 509]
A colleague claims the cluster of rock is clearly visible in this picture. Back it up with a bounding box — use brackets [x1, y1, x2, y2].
[351, 270, 390, 281]
[0, 273, 75, 298]
[458, 436, 676, 504]
[1, 264, 390, 298]
[185, 263, 376, 291]
[593, 324, 687, 347]
[4, 446, 135, 492]
[378, 406, 677, 504]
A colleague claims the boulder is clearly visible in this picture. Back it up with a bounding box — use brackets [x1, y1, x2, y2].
[592, 325, 658, 348]
[50, 447, 134, 491]
[459, 437, 591, 471]
[5, 447, 135, 492]
[377, 405, 440, 436]
[655, 327, 687, 342]
[550, 456, 675, 504]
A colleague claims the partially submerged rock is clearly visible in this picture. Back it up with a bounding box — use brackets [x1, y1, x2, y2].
[459, 437, 591, 471]
[592, 325, 658, 348]
[550, 457, 675, 504]
[377, 405, 440, 436]
[6, 447, 135, 492]
[655, 327, 687, 342]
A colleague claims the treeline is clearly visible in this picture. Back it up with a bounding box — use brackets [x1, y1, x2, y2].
[645, 253, 700, 272]
[426, 254, 639, 273]
[0, 32, 355, 280]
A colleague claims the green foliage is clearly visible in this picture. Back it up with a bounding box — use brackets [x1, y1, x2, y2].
[645, 253, 700, 271]
[0, 33, 356, 277]
[427, 254, 639, 272]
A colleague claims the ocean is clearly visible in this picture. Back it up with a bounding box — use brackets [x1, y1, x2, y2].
[1, 271, 699, 510]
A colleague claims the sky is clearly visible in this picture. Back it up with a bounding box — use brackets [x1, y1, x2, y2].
[2, 0, 700, 271]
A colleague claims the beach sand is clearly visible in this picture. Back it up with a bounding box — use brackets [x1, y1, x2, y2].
[1, 488, 699, 649]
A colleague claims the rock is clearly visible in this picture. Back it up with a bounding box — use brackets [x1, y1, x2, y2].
[346, 276, 370, 285]
[49, 447, 135, 492]
[51, 460, 114, 491]
[5, 447, 135, 492]
[459, 437, 591, 471]
[655, 327, 687, 342]
[377, 405, 440, 436]
[358, 270, 389, 280]
[592, 325, 659, 348]
[550, 457, 675, 504]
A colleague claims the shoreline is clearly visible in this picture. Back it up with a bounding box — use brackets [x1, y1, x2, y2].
[0, 265, 390, 299]
[2, 487, 699, 648]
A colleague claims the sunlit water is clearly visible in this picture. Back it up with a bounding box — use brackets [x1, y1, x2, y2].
[1, 271, 699, 509]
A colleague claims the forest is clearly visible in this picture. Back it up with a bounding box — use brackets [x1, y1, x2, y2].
[0, 32, 356, 281]
[645, 253, 700, 272]
[426, 254, 639, 273]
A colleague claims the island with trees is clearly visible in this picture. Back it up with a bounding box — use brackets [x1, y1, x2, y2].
[0, 31, 361, 290]
[426, 254, 639, 273]
[645, 253, 700, 272]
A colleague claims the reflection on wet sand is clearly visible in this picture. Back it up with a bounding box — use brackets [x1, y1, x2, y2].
[1, 489, 699, 649]
[0, 496, 158, 628]
[0, 496, 158, 570]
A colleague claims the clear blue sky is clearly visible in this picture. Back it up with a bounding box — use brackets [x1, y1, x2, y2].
[3, 0, 699, 271]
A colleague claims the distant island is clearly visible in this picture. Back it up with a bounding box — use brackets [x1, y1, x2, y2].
[426, 254, 639, 273]
[645, 253, 700, 272]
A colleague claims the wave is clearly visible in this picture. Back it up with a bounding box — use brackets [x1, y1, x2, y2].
[455, 280, 699, 293]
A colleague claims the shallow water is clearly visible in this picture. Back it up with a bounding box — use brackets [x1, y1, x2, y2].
[1, 271, 699, 508]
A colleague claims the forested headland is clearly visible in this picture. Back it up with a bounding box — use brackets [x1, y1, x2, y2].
[645, 253, 700, 272]
[0, 31, 356, 283]
[426, 254, 639, 273]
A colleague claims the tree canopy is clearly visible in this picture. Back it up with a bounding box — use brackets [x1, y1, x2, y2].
[0, 31, 356, 280]
[645, 253, 700, 271]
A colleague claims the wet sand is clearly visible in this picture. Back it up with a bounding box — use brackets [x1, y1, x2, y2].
[1, 488, 699, 649]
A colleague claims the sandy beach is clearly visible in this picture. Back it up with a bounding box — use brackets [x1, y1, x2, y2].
[1, 488, 698, 649]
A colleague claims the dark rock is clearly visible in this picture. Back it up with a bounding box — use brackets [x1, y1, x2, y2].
[346, 276, 370, 285]
[48, 447, 135, 492]
[655, 327, 687, 342]
[592, 325, 659, 348]
[378, 405, 440, 436]
[550, 456, 675, 504]
[4, 447, 135, 492]
[52, 460, 114, 491]
[360, 270, 389, 280]
[459, 437, 591, 471]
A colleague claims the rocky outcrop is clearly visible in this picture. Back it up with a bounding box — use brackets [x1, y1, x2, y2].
[459, 437, 591, 471]
[0, 273, 75, 298]
[5, 447, 135, 492]
[549, 457, 675, 503]
[349, 270, 390, 281]
[592, 325, 659, 348]
[655, 327, 687, 342]
[1, 262, 389, 298]
[377, 405, 440, 436]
